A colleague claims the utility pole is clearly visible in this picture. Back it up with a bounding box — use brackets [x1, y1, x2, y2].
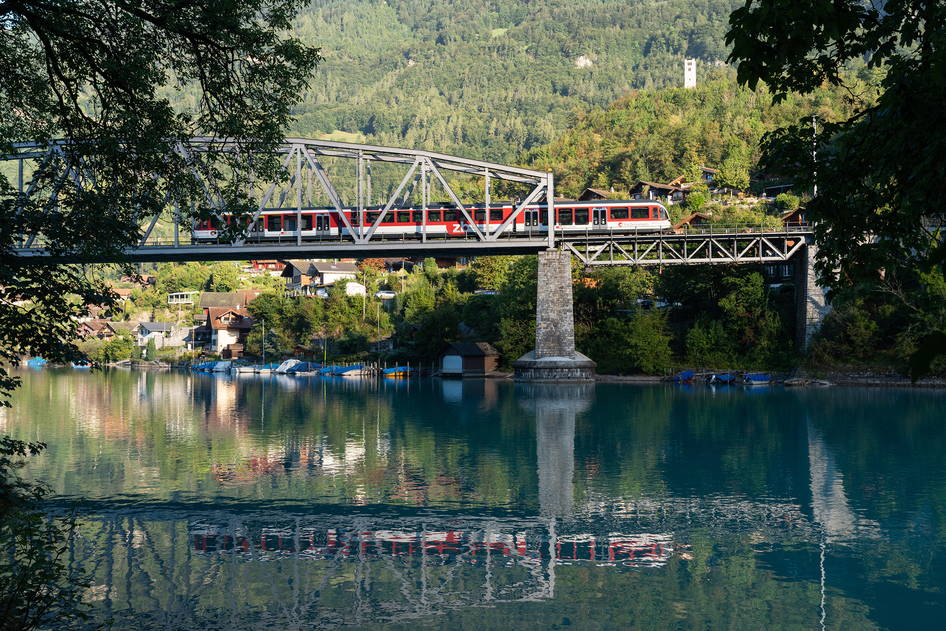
[812, 114, 818, 198]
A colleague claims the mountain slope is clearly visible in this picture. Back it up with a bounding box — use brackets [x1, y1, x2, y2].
[288, 0, 742, 160]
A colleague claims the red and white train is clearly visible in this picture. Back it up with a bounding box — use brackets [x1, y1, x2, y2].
[193, 199, 671, 241]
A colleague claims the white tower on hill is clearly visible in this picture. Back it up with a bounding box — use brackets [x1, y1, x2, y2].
[684, 58, 697, 88]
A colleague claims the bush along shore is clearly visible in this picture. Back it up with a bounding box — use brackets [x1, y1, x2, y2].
[67, 254, 945, 385]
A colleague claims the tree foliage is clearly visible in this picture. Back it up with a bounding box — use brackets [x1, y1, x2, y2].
[726, 0, 946, 374]
[1, 437, 90, 629]
[0, 0, 319, 394]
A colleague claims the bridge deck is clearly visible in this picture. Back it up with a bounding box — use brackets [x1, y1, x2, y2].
[13, 226, 813, 264]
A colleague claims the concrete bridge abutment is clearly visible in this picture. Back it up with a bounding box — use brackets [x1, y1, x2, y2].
[513, 248, 596, 381]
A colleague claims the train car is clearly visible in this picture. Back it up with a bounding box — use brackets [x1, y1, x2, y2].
[192, 200, 671, 242]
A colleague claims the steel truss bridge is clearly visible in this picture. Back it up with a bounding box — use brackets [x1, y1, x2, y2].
[5, 138, 812, 265]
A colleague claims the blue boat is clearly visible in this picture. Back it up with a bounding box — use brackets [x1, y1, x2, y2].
[335, 364, 365, 377]
[318, 365, 339, 376]
[382, 366, 413, 377]
[671, 370, 694, 383]
[286, 361, 320, 374]
[26, 357, 47, 369]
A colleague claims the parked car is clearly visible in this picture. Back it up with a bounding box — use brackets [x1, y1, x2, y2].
[374, 290, 397, 299]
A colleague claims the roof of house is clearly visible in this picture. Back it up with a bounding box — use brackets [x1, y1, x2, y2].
[780, 208, 806, 223]
[206, 307, 253, 330]
[673, 212, 713, 231]
[633, 180, 686, 193]
[311, 261, 358, 275]
[80, 319, 116, 334]
[199, 292, 243, 309]
[578, 187, 611, 201]
[444, 342, 499, 357]
[198, 291, 260, 309]
[281, 260, 315, 276]
[138, 322, 175, 334]
[700, 166, 719, 174]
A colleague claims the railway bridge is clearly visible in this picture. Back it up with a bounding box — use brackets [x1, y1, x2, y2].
[4, 138, 826, 377]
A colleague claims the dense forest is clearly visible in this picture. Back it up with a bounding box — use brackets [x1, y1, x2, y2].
[527, 75, 872, 197]
[281, 0, 743, 160]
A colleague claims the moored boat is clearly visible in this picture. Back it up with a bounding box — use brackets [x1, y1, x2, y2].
[274, 359, 301, 374]
[743, 373, 771, 385]
[382, 366, 413, 378]
[335, 364, 366, 377]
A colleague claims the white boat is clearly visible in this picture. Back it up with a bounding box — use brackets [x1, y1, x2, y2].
[235, 365, 258, 373]
[211, 361, 232, 372]
[274, 359, 301, 374]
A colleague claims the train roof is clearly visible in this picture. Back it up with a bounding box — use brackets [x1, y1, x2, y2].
[253, 199, 665, 213]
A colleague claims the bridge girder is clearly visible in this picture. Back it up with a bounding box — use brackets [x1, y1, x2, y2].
[3, 137, 557, 255]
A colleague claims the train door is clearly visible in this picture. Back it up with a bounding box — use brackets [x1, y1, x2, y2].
[592, 207, 607, 227]
[314, 213, 331, 238]
[524, 208, 540, 230]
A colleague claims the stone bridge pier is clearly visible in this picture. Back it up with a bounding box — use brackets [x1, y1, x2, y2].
[793, 239, 831, 349]
[513, 248, 596, 381]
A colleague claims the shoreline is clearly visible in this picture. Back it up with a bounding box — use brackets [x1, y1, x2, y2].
[595, 370, 946, 388]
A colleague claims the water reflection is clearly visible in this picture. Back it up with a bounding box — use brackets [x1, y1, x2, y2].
[6, 370, 946, 630]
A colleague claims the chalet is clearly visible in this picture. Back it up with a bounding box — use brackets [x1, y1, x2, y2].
[282, 260, 359, 295]
[168, 291, 199, 306]
[202, 307, 253, 356]
[135, 322, 175, 348]
[439, 342, 500, 377]
[781, 208, 807, 227]
[699, 166, 718, 184]
[249, 260, 284, 273]
[77, 319, 117, 339]
[673, 212, 713, 233]
[629, 181, 688, 203]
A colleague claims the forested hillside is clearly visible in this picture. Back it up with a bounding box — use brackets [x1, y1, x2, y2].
[288, 0, 742, 160]
[527, 77, 870, 197]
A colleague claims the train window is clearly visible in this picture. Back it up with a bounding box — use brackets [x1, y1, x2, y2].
[610, 207, 629, 220]
[412, 211, 423, 223]
[285, 216, 297, 232]
[268, 215, 281, 231]
[574, 209, 589, 224]
[474, 210, 486, 223]
[490, 209, 504, 221]
[396, 211, 411, 223]
[631, 207, 650, 219]
[652, 206, 665, 219]
[428, 210, 442, 222]
[444, 210, 459, 222]
[558, 209, 573, 225]
[302, 215, 313, 231]
[366, 212, 381, 224]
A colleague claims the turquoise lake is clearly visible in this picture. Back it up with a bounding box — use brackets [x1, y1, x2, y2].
[4, 368, 946, 630]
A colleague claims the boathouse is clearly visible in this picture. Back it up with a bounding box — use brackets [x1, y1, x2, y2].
[440, 342, 500, 377]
